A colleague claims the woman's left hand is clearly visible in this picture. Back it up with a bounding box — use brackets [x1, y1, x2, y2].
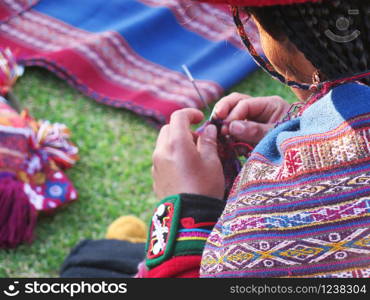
[152, 108, 225, 200]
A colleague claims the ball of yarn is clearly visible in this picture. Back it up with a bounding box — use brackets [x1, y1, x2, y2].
[106, 215, 147, 243]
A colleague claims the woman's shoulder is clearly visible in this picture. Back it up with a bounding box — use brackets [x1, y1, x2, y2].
[250, 83, 370, 164]
[302, 82, 370, 129]
[201, 84, 370, 279]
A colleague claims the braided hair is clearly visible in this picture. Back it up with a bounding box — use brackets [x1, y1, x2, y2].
[245, 0, 370, 85]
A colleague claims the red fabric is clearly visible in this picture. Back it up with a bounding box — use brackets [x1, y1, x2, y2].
[0, 0, 39, 23]
[141, 256, 201, 278]
[193, 0, 322, 6]
[0, 0, 232, 126]
[0, 177, 37, 249]
[0, 35, 178, 125]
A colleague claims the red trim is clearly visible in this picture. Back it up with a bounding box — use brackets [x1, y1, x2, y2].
[141, 255, 201, 278]
[193, 0, 321, 6]
[181, 217, 216, 229]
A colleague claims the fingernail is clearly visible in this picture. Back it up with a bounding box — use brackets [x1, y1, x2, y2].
[230, 121, 245, 135]
[221, 124, 228, 134]
[205, 124, 217, 139]
[210, 107, 218, 120]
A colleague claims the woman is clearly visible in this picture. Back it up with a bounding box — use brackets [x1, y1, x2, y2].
[61, 0, 370, 278]
[135, 0, 370, 278]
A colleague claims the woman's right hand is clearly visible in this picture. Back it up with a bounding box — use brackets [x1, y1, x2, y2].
[213, 92, 291, 145]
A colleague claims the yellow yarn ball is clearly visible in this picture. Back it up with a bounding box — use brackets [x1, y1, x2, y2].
[106, 215, 147, 243]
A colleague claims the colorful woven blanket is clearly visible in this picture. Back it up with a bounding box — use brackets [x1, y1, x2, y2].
[201, 82, 370, 278]
[0, 0, 258, 125]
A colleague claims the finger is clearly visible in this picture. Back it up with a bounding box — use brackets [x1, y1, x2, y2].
[224, 96, 288, 124]
[213, 92, 251, 120]
[152, 125, 170, 172]
[152, 181, 161, 200]
[229, 120, 273, 144]
[197, 124, 219, 161]
[151, 164, 157, 177]
[223, 97, 273, 124]
[154, 124, 170, 152]
[169, 108, 204, 146]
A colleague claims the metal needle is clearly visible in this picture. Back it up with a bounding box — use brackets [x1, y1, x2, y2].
[181, 64, 211, 113]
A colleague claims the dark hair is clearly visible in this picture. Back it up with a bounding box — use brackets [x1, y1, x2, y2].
[245, 0, 370, 85]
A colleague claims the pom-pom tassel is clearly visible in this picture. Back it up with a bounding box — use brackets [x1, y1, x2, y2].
[0, 48, 23, 95]
[0, 47, 24, 112]
[34, 120, 79, 169]
[0, 176, 37, 249]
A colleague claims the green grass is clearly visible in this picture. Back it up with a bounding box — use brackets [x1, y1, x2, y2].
[0, 67, 295, 277]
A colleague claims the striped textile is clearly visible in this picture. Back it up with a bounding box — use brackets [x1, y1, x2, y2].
[0, 0, 258, 126]
[177, 229, 211, 242]
[201, 82, 370, 278]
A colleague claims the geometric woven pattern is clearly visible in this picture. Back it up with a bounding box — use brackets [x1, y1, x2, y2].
[201, 84, 370, 278]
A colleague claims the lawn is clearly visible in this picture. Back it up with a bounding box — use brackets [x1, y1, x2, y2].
[0, 67, 295, 277]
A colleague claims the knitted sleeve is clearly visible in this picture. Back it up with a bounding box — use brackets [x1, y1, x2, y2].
[137, 193, 225, 278]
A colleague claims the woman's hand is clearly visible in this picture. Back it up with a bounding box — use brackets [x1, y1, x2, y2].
[214, 93, 291, 145]
[152, 108, 225, 200]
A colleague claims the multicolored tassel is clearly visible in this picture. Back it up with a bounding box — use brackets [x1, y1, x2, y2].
[25, 115, 79, 169]
[0, 48, 79, 249]
[0, 48, 24, 112]
[0, 48, 23, 96]
[0, 176, 37, 248]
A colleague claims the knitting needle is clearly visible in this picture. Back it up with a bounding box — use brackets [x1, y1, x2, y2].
[181, 64, 214, 119]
